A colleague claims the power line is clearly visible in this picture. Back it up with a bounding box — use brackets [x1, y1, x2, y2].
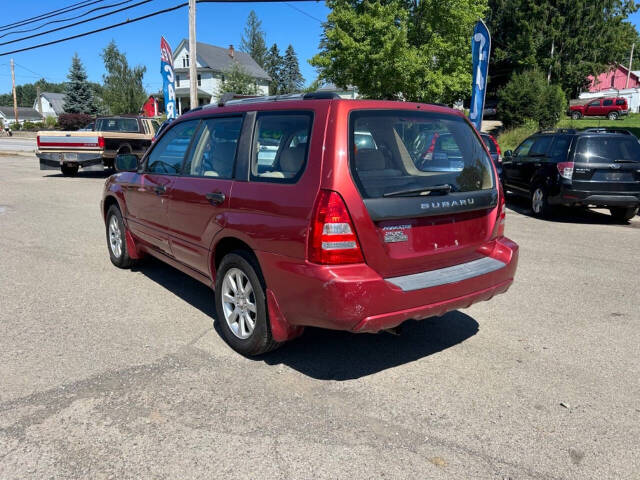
[0, 3, 189, 57]
[0, 0, 153, 46]
[284, 2, 323, 23]
[0, 0, 104, 32]
[0, 0, 139, 40]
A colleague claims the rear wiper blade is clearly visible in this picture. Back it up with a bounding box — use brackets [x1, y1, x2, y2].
[383, 184, 452, 198]
[614, 158, 639, 163]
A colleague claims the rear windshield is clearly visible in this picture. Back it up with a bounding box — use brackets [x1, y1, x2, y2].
[575, 136, 640, 163]
[481, 134, 497, 153]
[96, 118, 139, 132]
[349, 110, 494, 198]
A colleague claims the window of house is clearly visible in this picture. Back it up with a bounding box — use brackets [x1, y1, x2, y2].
[183, 117, 243, 178]
[197, 74, 202, 87]
[251, 112, 313, 183]
[145, 120, 199, 174]
[176, 75, 180, 87]
[182, 54, 189, 68]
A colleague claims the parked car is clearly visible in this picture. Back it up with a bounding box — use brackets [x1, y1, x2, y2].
[480, 133, 503, 181]
[101, 93, 518, 356]
[569, 97, 629, 120]
[502, 128, 640, 220]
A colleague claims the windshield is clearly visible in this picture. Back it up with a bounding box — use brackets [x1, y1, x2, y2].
[349, 110, 494, 198]
[576, 136, 640, 163]
[96, 118, 139, 133]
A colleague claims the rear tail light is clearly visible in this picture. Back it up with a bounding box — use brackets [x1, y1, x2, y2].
[491, 135, 502, 162]
[557, 161, 574, 180]
[308, 190, 364, 264]
[491, 188, 506, 239]
[36, 136, 41, 147]
[98, 136, 105, 148]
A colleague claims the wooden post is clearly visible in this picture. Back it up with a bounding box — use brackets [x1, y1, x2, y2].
[10, 58, 18, 124]
[37, 86, 43, 117]
[188, 0, 198, 110]
[626, 43, 634, 89]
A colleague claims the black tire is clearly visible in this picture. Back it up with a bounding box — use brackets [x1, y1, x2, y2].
[607, 111, 619, 121]
[106, 205, 136, 268]
[571, 111, 582, 120]
[61, 164, 79, 176]
[531, 185, 552, 218]
[215, 250, 280, 356]
[609, 206, 638, 222]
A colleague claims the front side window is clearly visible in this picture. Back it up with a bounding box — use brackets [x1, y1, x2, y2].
[251, 112, 312, 182]
[184, 116, 243, 178]
[145, 120, 199, 174]
[349, 110, 493, 198]
[515, 138, 535, 157]
[589, 100, 600, 106]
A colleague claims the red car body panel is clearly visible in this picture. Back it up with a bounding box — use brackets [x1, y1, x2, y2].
[102, 98, 518, 340]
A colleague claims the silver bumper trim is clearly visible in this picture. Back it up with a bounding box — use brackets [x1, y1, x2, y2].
[386, 256, 506, 292]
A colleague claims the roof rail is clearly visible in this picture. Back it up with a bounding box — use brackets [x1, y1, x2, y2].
[537, 128, 577, 134]
[215, 91, 341, 107]
[581, 127, 633, 135]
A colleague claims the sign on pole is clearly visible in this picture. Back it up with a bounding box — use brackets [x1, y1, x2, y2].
[160, 36, 176, 119]
[469, 20, 491, 131]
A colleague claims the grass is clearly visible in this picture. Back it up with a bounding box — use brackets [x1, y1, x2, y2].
[496, 113, 640, 151]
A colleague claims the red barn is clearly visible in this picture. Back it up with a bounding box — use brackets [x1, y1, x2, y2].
[587, 65, 640, 92]
[141, 96, 159, 117]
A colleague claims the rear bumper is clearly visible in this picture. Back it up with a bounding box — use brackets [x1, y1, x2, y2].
[37, 151, 103, 170]
[551, 188, 640, 207]
[258, 237, 518, 333]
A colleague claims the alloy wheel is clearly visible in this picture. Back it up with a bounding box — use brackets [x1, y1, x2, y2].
[532, 188, 544, 214]
[108, 215, 123, 258]
[221, 268, 257, 339]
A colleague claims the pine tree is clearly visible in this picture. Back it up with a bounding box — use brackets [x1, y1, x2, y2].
[63, 54, 97, 114]
[281, 45, 304, 94]
[240, 10, 268, 68]
[264, 43, 283, 95]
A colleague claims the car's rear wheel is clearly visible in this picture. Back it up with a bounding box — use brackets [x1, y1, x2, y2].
[571, 111, 582, 120]
[61, 164, 78, 176]
[609, 206, 638, 222]
[531, 185, 552, 218]
[607, 111, 619, 121]
[215, 251, 280, 356]
[106, 205, 136, 268]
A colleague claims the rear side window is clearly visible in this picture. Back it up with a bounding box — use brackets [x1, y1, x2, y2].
[549, 135, 572, 162]
[529, 136, 553, 156]
[603, 99, 613, 106]
[251, 112, 312, 183]
[145, 120, 198, 174]
[616, 99, 626, 106]
[575, 136, 640, 163]
[349, 110, 494, 198]
[184, 116, 243, 178]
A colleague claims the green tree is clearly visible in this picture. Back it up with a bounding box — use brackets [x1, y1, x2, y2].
[240, 10, 268, 68]
[217, 62, 259, 99]
[498, 70, 566, 129]
[264, 43, 283, 94]
[311, 0, 486, 103]
[0, 78, 66, 107]
[486, 0, 639, 98]
[100, 41, 147, 114]
[281, 45, 304, 93]
[63, 54, 97, 114]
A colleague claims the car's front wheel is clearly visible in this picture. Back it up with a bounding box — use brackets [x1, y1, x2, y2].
[607, 111, 619, 121]
[531, 186, 552, 218]
[106, 205, 136, 268]
[215, 251, 280, 356]
[571, 111, 582, 120]
[609, 206, 638, 222]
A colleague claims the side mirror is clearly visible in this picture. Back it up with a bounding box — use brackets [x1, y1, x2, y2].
[115, 153, 139, 172]
[504, 150, 513, 158]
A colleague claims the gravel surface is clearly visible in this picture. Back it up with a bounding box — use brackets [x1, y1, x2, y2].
[1, 155, 639, 479]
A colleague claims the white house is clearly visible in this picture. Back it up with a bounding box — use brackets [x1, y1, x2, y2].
[0, 106, 43, 125]
[33, 92, 66, 119]
[172, 40, 270, 114]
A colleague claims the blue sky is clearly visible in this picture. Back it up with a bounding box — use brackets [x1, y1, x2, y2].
[2, 2, 640, 96]
[0, 0, 330, 94]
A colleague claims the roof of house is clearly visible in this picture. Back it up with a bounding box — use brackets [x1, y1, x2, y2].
[174, 40, 270, 81]
[0, 106, 44, 121]
[40, 92, 66, 115]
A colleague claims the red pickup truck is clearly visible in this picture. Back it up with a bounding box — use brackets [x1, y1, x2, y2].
[570, 97, 629, 120]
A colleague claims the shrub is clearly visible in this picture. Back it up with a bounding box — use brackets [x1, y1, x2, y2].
[21, 121, 43, 131]
[58, 113, 94, 131]
[44, 116, 57, 128]
[498, 70, 566, 130]
[9, 122, 21, 131]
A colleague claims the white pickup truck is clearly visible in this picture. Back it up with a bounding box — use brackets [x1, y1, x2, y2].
[37, 116, 159, 176]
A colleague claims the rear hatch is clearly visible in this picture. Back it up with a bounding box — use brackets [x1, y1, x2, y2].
[572, 135, 640, 193]
[348, 109, 499, 278]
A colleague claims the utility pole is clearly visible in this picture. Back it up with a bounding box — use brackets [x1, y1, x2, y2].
[36, 86, 43, 117]
[10, 58, 18, 124]
[626, 43, 634, 89]
[547, 39, 554, 85]
[188, 0, 198, 110]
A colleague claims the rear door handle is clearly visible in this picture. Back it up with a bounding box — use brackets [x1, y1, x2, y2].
[206, 192, 226, 205]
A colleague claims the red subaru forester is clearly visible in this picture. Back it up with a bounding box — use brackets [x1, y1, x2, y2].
[101, 93, 518, 355]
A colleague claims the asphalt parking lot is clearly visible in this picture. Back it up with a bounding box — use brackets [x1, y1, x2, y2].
[1, 153, 639, 479]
